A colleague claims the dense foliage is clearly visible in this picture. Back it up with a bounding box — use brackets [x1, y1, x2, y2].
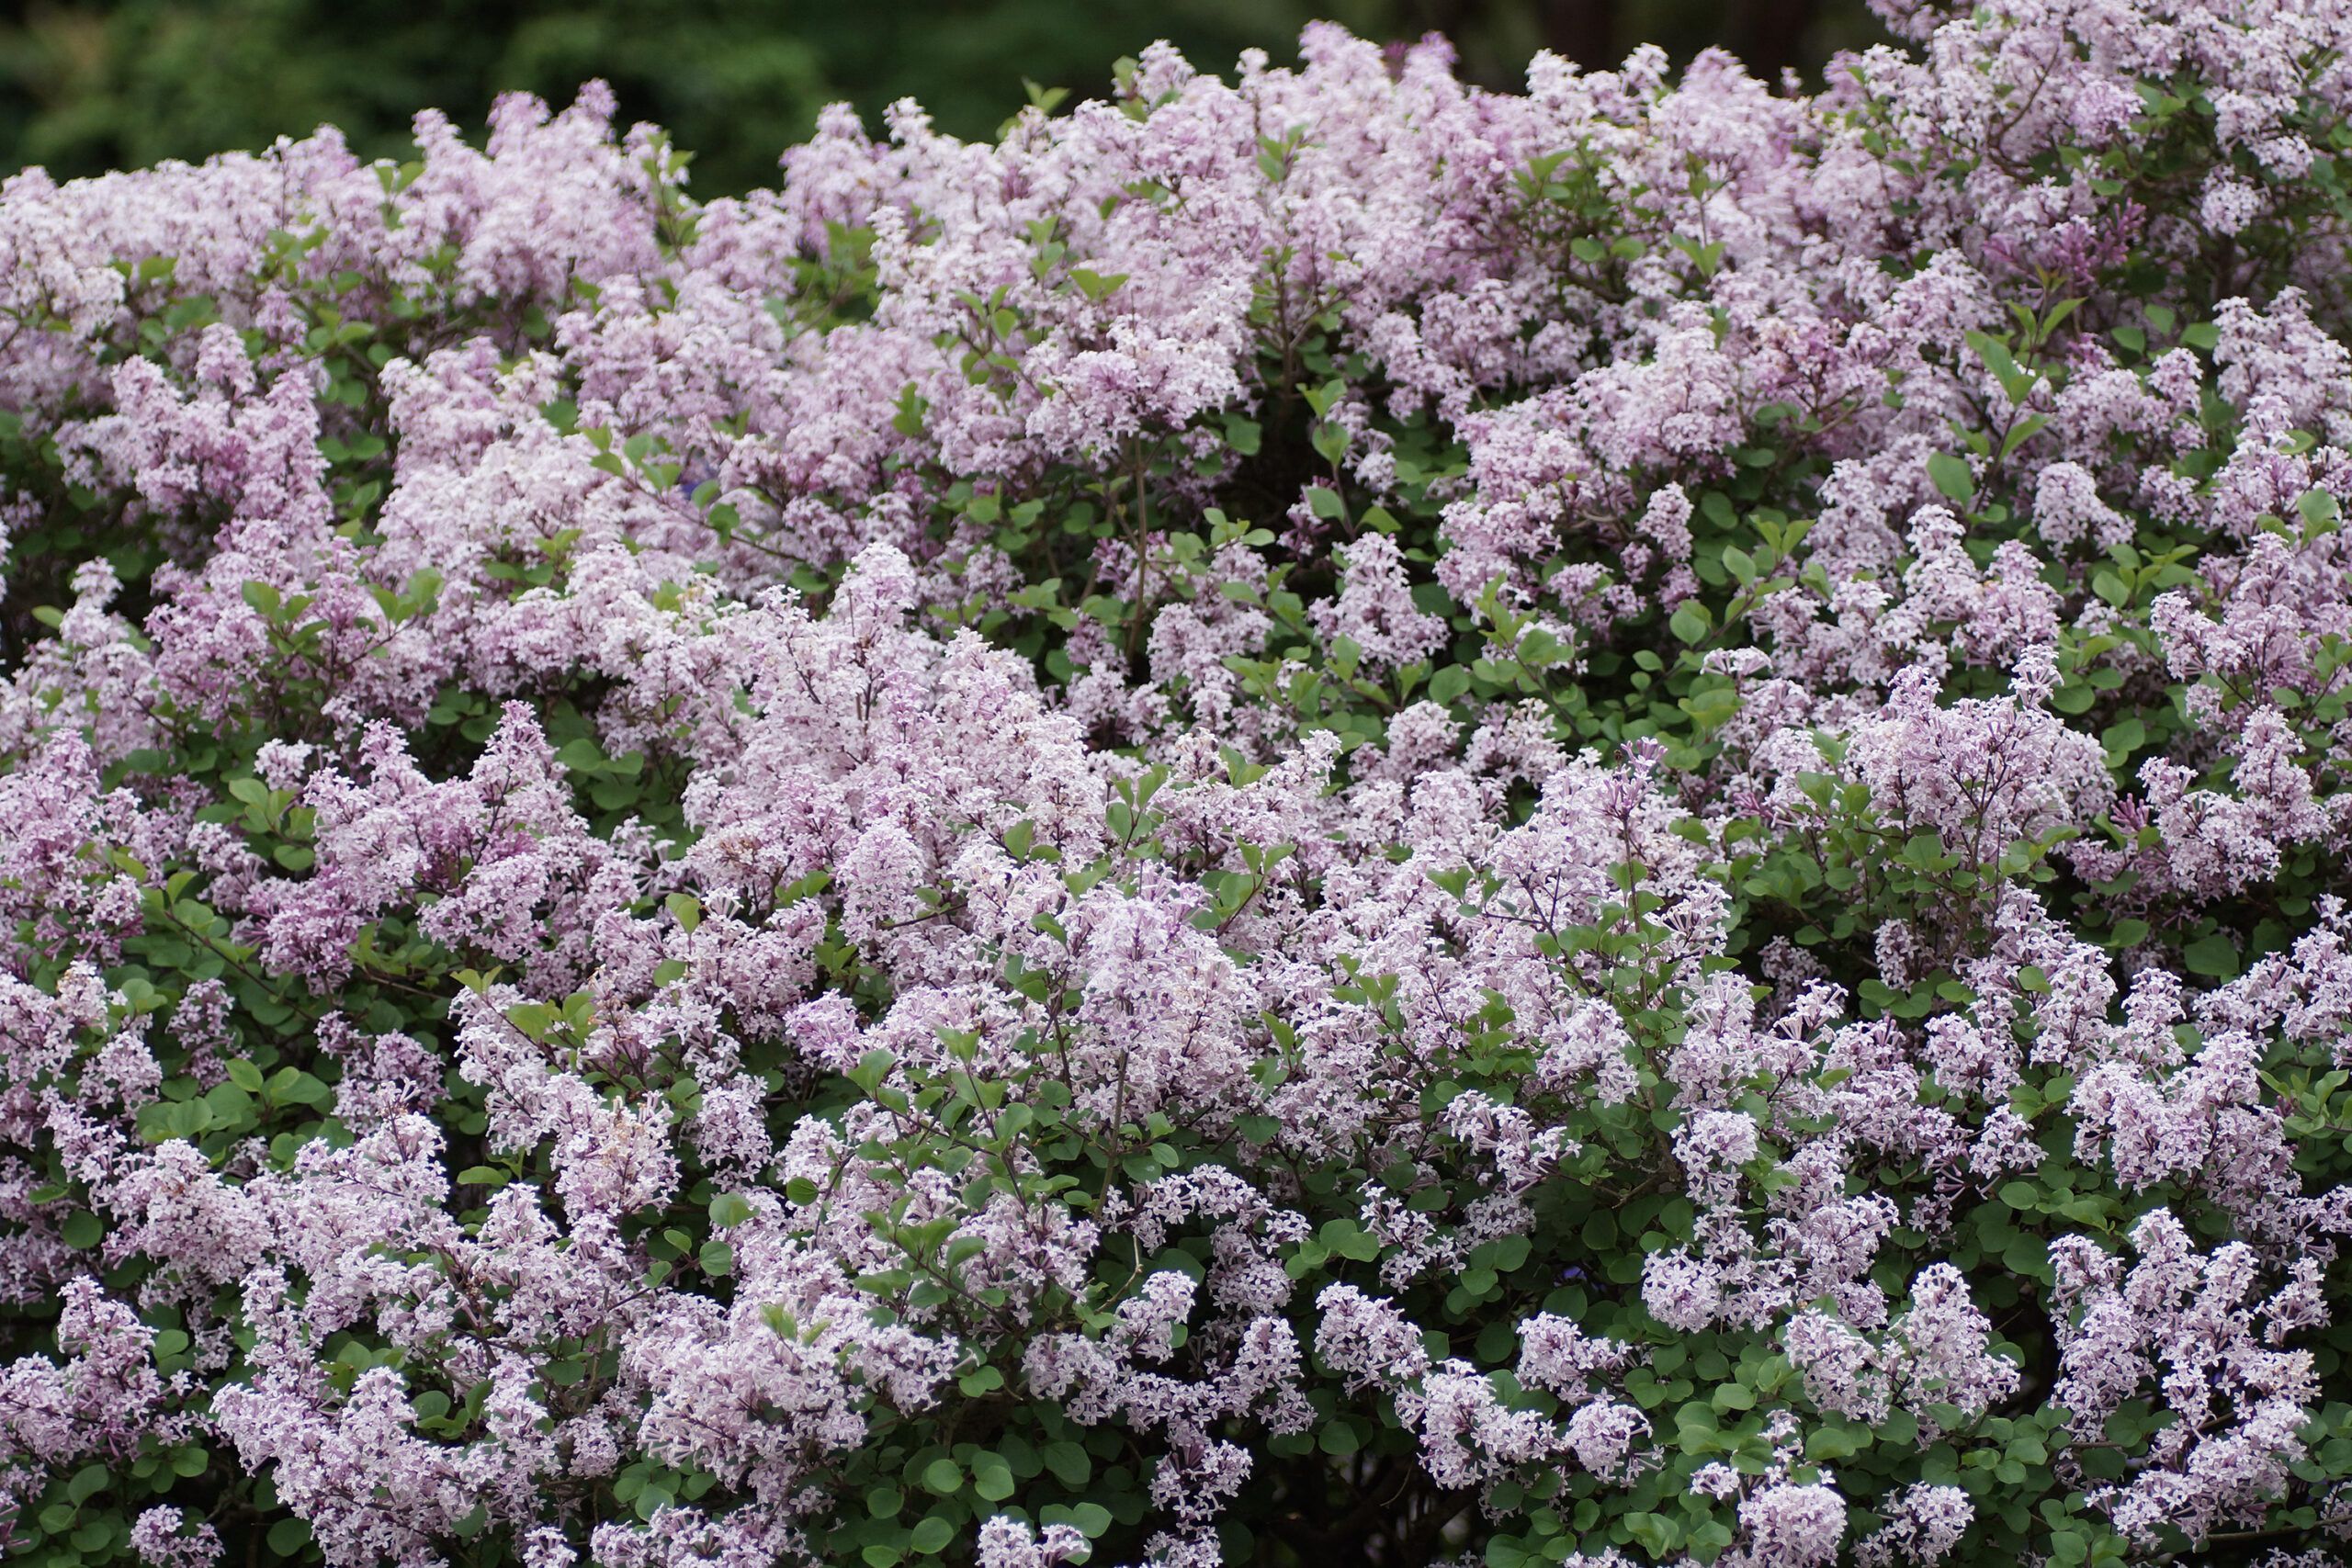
[4, 0, 2352, 1564]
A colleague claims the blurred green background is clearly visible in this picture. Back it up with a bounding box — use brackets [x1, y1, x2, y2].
[0, 0, 1882, 194]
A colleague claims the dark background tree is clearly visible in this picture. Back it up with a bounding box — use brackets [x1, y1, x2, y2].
[0, 0, 1881, 193]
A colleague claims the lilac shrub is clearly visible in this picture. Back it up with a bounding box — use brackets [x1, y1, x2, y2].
[8, 0, 2352, 1563]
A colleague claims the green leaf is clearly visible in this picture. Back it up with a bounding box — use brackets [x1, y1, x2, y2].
[1041, 1440, 1091, 1487]
[1319, 1218, 1382, 1262]
[67, 1463, 108, 1504]
[1624, 1513, 1683, 1555]
[1805, 1426, 1865, 1461]
[1927, 451, 1975, 504]
[921, 1458, 963, 1495]
[2183, 933, 2240, 978]
[970, 1452, 1016, 1501]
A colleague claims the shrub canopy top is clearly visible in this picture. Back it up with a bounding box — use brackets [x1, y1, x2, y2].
[5, 4, 2352, 1567]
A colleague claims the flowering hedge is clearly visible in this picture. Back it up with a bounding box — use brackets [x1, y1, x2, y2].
[6, 1, 2352, 1564]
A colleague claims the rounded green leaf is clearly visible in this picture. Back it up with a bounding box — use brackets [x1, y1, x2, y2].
[1040, 1440, 1091, 1488]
